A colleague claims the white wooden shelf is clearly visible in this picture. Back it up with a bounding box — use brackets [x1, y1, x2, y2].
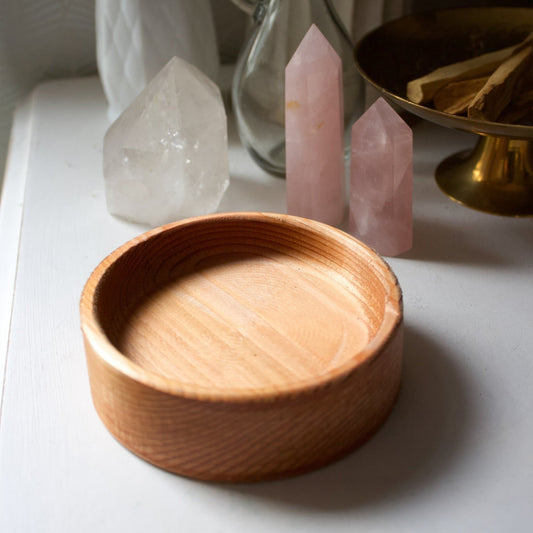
[0, 76, 532, 533]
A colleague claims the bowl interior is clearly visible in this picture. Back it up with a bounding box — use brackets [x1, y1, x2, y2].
[91, 215, 400, 394]
[355, 7, 533, 137]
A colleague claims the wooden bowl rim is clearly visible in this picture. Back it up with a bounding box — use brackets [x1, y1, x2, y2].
[80, 212, 403, 403]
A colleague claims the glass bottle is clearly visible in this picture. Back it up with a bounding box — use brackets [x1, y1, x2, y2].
[231, 0, 364, 177]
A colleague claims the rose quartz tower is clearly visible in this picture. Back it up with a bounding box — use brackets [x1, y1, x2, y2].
[285, 24, 344, 226]
[349, 97, 412, 256]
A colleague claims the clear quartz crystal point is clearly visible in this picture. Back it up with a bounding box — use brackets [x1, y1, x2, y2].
[349, 98, 413, 257]
[103, 56, 229, 227]
[285, 24, 345, 226]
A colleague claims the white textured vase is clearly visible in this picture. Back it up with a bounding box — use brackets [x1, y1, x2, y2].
[96, 0, 219, 120]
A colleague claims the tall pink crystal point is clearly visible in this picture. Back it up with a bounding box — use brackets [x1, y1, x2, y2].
[285, 24, 344, 226]
[349, 97, 412, 256]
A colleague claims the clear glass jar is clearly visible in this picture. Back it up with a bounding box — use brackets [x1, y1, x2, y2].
[231, 0, 364, 176]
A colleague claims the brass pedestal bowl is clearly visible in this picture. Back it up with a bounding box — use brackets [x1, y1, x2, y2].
[355, 7, 533, 216]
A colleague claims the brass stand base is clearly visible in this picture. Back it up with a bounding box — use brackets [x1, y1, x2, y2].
[436, 136, 533, 217]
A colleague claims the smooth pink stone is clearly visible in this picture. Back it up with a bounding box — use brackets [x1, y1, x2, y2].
[285, 24, 344, 226]
[349, 97, 412, 256]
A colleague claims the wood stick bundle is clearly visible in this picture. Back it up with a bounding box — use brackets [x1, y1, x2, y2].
[406, 31, 533, 124]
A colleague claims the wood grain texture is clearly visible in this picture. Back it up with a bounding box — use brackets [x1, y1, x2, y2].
[80, 212, 403, 481]
[468, 46, 533, 122]
[406, 44, 517, 105]
[433, 77, 489, 115]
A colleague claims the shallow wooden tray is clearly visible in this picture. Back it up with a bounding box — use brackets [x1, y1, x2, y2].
[80, 212, 403, 481]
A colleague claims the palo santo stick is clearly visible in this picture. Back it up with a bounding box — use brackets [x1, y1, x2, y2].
[498, 88, 533, 124]
[407, 31, 533, 105]
[513, 87, 533, 107]
[468, 46, 533, 122]
[433, 77, 489, 115]
[407, 45, 516, 104]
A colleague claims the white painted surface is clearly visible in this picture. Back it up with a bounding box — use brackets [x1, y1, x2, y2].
[0, 76, 532, 533]
[0, 93, 34, 392]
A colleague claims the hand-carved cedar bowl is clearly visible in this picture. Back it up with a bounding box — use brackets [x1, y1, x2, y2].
[80, 213, 403, 482]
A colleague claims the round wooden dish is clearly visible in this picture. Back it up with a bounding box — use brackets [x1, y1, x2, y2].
[80, 212, 403, 482]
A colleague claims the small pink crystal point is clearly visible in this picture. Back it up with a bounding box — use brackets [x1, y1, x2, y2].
[285, 24, 344, 226]
[349, 97, 412, 256]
